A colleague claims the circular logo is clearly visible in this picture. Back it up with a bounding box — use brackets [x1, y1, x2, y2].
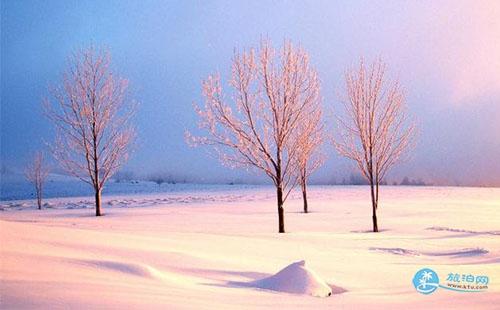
[413, 268, 439, 294]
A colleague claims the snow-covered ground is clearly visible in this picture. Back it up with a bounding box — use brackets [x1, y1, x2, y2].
[1, 185, 499, 309]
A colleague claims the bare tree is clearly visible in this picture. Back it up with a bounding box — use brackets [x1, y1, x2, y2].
[334, 59, 415, 232]
[295, 98, 325, 213]
[45, 47, 135, 216]
[188, 40, 320, 233]
[25, 152, 50, 210]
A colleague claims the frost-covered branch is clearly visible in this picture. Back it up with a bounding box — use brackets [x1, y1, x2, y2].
[45, 47, 136, 216]
[188, 40, 320, 233]
[334, 58, 416, 232]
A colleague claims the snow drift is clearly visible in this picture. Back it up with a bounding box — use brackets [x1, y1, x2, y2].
[250, 260, 332, 297]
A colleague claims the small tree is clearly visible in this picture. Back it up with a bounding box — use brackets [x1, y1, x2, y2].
[295, 101, 324, 213]
[148, 174, 166, 187]
[188, 40, 320, 233]
[334, 59, 415, 232]
[25, 152, 50, 210]
[45, 47, 135, 216]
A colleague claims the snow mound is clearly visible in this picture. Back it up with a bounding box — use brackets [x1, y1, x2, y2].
[251, 260, 332, 297]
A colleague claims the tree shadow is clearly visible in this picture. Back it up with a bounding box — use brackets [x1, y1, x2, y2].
[350, 229, 390, 233]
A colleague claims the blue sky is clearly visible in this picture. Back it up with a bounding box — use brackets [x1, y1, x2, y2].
[1, 0, 499, 186]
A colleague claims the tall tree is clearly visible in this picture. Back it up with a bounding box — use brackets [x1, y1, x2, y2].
[188, 40, 320, 233]
[295, 99, 324, 213]
[25, 151, 49, 210]
[334, 59, 415, 232]
[45, 48, 135, 216]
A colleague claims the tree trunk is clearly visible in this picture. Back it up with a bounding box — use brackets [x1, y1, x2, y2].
[370, 181, 378, 232]
[37, 193, 42, 210]
[95, 188, 102, 216]
[277, 185, 285, 233]
[302, 181, 308, 213]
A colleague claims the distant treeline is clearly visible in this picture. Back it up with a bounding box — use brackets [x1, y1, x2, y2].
[112, 171, 429, 187]
[338, 174, 429, 186]
[113, 171, 189, 186]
